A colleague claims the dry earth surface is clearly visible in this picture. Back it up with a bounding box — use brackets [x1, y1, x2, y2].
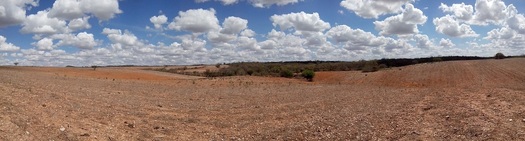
[1, 58, 525, 140]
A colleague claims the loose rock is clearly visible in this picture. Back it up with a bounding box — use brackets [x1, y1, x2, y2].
[60, 127, 66, 132]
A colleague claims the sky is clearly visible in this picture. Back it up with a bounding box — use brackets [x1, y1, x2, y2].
[1, 0, 525, 66]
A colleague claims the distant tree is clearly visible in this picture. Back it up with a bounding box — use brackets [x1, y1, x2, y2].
[215, 63, 221, 68]
[302, 69, 315, 82]
[495, 52, 505, 59]
[14, 62, 18, 66]
[91, 65, 98, 71]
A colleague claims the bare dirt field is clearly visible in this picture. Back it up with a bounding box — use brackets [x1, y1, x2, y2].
[1, 58, 525, 140]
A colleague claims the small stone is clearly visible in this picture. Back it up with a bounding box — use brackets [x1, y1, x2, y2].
[509, 119, 513, 122]
[60, 127, 66, 132]
[80, 133, 90, 136]
[127, 123, 135, 128]
[522, 119, 525, 122]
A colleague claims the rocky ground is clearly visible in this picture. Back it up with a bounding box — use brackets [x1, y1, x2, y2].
[1, 58, 525, 140]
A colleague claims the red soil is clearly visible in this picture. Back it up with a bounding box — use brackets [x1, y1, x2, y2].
[1, 58, 525, 140]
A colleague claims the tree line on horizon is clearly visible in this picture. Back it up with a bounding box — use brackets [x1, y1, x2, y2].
[151, 54, 517, 81]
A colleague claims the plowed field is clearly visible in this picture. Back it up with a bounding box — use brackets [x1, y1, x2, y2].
[1, 58, 525, 140]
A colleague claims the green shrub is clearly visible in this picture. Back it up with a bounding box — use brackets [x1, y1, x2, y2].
[280, 69, 294, 78]
[302, 69, 315, 82]
[270, 66, 281, 73]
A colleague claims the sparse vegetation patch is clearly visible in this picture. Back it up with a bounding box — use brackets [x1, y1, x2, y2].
[150, 56, 493, 79]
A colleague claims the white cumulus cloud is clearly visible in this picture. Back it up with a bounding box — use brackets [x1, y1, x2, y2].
[21, 11, 69, 34]
[485, 27, 515, 40]
[0, 0, 37, 27]
[507, 14, 525, 34]
[48, 0, 83, 20]
[196, 0, 301, 7]
[413, 34, 434, 49]
[220, 16, 248, 35]
[270, 12, 331, 50]
[33, 38, 54, 51]
[482, 26, 525, 49]
[326, 25, 387, 51]
[439, 3, 474, 21]
[195, 0, 209, 3]
[168, 8, 220, 33]
[433, 15, 478, 37]
[0, 35, 20, 52]
[270, 11, 330, 33]
[195, 0, 238, 5]
[259, 40, 277, 49]
[207, 31, 236, 43]
[48, 0, 122, 21]
[150, 14, 168, 29]
[240, 29, 256, 37]
[221, 0, 239, 5]
[340, 0, 412, 19]
[373, 4, 427, 35]
[53, 32, 98, 49]
[236, 36, 261, 51]
[68, 16, 91, 31]
[179, 35, 207, 51]
[439, 38, 455, 48]
[102, 28, 142, 49]
[471, 0, 508, 25]
[249, 0, 302, 8]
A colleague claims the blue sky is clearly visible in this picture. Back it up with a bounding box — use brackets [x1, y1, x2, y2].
[0, 0, 524, 66]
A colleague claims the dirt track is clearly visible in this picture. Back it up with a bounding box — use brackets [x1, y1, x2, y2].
[1, 58, 525, 140]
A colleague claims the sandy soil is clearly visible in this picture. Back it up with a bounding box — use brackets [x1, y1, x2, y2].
[1, 58, 525, 140]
